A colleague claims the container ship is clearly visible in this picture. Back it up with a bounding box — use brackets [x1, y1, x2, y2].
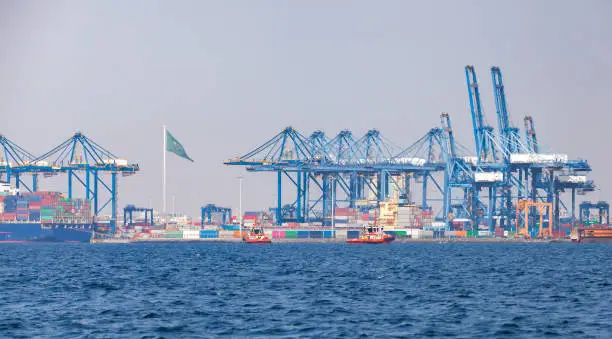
[0, 183, 93, 242]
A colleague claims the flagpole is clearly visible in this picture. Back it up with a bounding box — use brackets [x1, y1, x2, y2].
[163, 125, 167, 215]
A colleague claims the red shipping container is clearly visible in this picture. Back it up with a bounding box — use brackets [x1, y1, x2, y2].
[494, 227, 505, 237]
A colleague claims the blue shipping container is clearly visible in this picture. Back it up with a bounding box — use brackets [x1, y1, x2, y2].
[200, 230, 219, 239]
[323, 230, 335, 238]
[309, 230, 323, 239]
[347, 230, 360, 239]
[297, 231, 309, 239]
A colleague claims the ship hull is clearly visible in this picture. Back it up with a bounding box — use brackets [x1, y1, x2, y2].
[579, 228, 612, 243]
[581, 238, 612, 243]
[0, 223, 92, 242]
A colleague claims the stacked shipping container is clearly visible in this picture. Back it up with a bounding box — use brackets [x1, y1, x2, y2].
[396, 205, 434, 228]
[0, 192, 92, 224]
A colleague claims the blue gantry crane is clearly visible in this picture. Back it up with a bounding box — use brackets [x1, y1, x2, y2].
[124, 205, 154, 226]
[0, 134, 40, 192]
[33, 132, 140, 231]
[201, 204, 232, 225]
[224, 66, 602, 231]
[579, 201, 609, 225]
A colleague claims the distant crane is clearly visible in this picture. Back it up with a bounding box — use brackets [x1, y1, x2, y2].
[33, 132, 139, 232]
[0, 134, 39, 191]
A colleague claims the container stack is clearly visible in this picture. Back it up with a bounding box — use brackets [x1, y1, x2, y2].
[182, 229, 200, 240]
[242, 212, 258, 227]
[396, 205, 419, 227]
[395, 205, 434, 228]
[16, 198, 28, 221]
[333, 208, 362, 226]
[378, 201, 398, 228]
[0, 192, 93, 224]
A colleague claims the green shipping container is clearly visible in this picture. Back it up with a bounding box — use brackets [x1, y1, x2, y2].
[285, 230, 298, 239]
[467, 231, 478, 237]
[395, 230, 407, 237]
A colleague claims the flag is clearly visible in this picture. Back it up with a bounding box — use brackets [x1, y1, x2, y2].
[166, 130, 194, 162]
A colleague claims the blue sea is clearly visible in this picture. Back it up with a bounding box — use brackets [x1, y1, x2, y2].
[0, 242, 610, 338]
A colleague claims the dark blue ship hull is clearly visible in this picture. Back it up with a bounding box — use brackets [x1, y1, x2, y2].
[0, 223, 92, 242]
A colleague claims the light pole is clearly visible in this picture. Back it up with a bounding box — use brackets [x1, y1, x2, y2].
[238, 175, 244, 236]
[172, 196, 175, 216]
[331, 176, 336, 239]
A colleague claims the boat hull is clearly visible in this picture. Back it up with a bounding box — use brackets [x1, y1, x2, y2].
[243, 238, 272, 244]
[347, 235, 395, 244]
[0, 222, 93, 242]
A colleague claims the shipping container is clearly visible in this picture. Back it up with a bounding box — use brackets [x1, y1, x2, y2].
[309, 230, 323, 239]
[478, 230, 492, 237]
[285, 230, 298, 239]
[494, 227, 505, 237]
[297, 230, 309, 239]
[347, 230, 360, 239]
[199, 230, 219, 239]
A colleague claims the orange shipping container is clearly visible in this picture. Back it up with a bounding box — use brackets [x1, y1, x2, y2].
[233, 230, 247, 238]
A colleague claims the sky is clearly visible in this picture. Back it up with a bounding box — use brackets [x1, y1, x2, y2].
[1, 0, 611, 218]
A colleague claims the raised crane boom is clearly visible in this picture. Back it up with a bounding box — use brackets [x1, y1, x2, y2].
[524, 116, 539, 153]
[491, 66, 524, 155]
[465, 65, 498, 163]
[440, 112, 456, 158]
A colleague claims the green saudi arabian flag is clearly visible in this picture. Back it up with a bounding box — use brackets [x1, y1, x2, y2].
[166, 130, 194, 162]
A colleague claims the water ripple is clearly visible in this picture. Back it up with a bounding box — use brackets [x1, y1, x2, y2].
[0, 242, 610, 338]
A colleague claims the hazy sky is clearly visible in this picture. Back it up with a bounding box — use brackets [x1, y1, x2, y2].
[1, 0, 611, 217]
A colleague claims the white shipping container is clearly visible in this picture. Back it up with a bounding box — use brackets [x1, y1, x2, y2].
[510, 153, 533, 163]
[474, 171, 504, 182]
[558, 175, 587, 183]
[392, 157, 427, 166]
[534, 154, 567, 164]
[408, 229, 422, 239]
[478, 230, 492, 237]
[511, 153, 568, 164]
[421, 230, 434, 238]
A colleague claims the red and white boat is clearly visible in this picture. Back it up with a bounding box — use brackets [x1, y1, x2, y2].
[347, 226, 395, 244]
[242, 226, 271, 244]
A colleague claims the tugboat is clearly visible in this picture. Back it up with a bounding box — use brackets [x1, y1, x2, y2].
[242, 226, 271, 244]
[347, 225, 395, 244]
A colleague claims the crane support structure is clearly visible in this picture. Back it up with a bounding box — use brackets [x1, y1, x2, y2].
[516, 199, 553, 239]
[32, 132, 139, 232]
